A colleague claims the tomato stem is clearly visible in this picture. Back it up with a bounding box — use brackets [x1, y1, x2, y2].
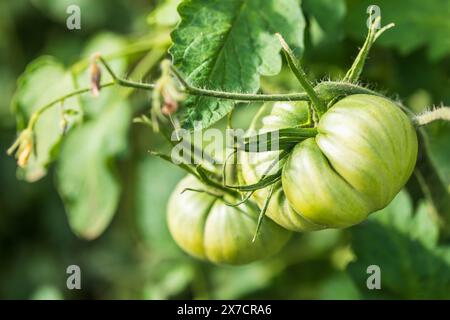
[275, 33, 327, 117]
[315, 81, 382, 101]
[252, 184, 275, 243]
[344, 16, 394, 83]
[169, 65, 311, 102]
[413, 107, 450, 126]
[20, 56, 387, 143]
[414, 130, 450, 240]
[26, 82, 115, 130]
[150, 150, 239, 198]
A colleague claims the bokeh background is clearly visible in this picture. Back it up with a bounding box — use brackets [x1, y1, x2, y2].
[0, 0, 449, 299]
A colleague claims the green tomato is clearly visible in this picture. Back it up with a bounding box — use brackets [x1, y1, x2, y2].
[241, 94, 418, 230]
[167, 175, 291, 265]
[240, 101, 325, 232]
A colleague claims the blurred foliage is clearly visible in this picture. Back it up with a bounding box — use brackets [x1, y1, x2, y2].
[0, 0, 449, 299]
[348, 192, 450, 299]
[345, 0, 450, 61]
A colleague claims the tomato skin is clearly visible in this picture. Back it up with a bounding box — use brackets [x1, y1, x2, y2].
[283, 94, 418, 228]
[241, 94, 418, 230]
[240, 101, 324, 232]
[167, 175, 291, 265]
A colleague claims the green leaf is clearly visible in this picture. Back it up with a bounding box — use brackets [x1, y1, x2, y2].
[53, 33, 131, 239]
[56, 100, 131, 239]
[11, 56, 82, 182]
[347, 191, 450, 299]
[9, 33, 127, 182]
[170, 0, 305, 130]
[345, 0, 450, 61]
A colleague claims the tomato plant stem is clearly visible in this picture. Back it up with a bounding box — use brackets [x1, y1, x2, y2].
[315, 81, 382, 100]
[415, 130, 450, 240]
[252, 183, 275, 242]
[344, 17, 394, 83]
[27, 82, 115, 130]
[275, 33, 327, 117]
[23, 56, 390, 135]
[169, 65, 311, 102]
[413, 107, 450, 126]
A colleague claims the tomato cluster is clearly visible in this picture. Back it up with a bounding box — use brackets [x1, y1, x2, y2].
[242, 94, 418, 231]
[168, 94, 418, 264]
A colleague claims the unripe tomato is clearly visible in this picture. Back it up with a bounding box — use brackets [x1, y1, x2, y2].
[167, 175, 292, 265]
[240, 101, 324, 232]
[241, 94, 418, 230]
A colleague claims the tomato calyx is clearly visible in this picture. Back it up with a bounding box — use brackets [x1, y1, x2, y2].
[234, 127, 318, 152]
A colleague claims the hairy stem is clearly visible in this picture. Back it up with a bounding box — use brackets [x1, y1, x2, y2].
[413, 107, 450, 126]
[27, 82, 115, 130]
[23, 56, 387, 135]
[344, 16, 394, 83]
[70, 32, 171, 74]
[414, 129, 450, 240]
[252, 184, 275, 242]
[315, 81, 382, 100]
[169, 65, 310, 102]
[275, 33, 327, 116]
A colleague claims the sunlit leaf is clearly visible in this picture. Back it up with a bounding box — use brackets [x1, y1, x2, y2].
[170, 0, 305, 130]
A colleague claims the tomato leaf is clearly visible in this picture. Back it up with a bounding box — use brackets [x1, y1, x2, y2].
[345, 0, 450, 61]
[54, 33, 130, 239]
[347, 191, 450, 299]
[11, 57, 82, 182]
[56, 99, 131, 239]
[170, 0, 305, 130]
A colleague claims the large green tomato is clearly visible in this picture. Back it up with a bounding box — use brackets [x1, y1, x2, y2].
[241, 94, 418, 230]
[167, 175, 292, 265]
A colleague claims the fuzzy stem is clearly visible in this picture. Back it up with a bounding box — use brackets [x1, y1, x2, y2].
[169, 65, 310, 102]
[195, 165, 238, 197]
[102, 56, 311, 101]
[414, 129, 450, 240]
[252, 184, 275, 242]
[344, 16, 394, 83]
[23, 57, 386, 135]
[275, 33, 327, 116]
[413, 107, 450, 126]
[315, 81, 382, 100]
[27, 82, 115, 130]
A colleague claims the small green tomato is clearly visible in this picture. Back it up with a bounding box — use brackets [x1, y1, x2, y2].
[167, 175, 291, 265]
